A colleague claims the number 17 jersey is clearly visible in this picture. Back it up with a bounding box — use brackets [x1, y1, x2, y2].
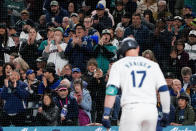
[107, 56, 167, 107]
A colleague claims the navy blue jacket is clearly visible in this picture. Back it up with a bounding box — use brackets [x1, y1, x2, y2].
[53, 95, 78, 121]
[124, 24, 151, 54]
[46, 8, 69, 24]
[64, 36, 93, 73]
[0, 80, 29, 114]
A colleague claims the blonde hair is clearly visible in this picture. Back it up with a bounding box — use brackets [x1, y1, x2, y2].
[142, 49, 157, 62]
[13, 57, 29, 71]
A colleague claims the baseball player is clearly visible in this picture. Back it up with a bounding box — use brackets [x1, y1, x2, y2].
[102, 37, 171, 131]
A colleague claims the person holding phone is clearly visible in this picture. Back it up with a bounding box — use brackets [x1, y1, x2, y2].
[93, 29, 117, 74]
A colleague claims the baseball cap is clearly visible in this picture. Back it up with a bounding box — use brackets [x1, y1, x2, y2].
[178, 93, 189, 102]
[0, 23, 6, 29]
[190, 74, 196, 85]
[72, 67, 81, 73]
[189, 30, 196, 37]
[54, 27, 64, 34]
[71, 13, 79, 17]
[46, 62, 55, 69]
[57, 84, 68, 91]
[26, 69, 34, 76]
[122, 13, 131, 19]
[190, 18, 196, 27]
[43, 67, 56, 74]
[102, 29, 111, 35]
[184, 4, 192, 10]
[50, 0, 59, 6]
[164, 72, 176, 79]
[174, 16, 183, 22]
[21, 9, 29, 15]
[96, 3, 105, 10]
[36, 57, 47, 62]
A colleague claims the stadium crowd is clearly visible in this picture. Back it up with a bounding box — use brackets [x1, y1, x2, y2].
[0, 0, 196, 129]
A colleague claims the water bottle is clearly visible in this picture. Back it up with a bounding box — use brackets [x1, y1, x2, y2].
[61, 105, 68, 117]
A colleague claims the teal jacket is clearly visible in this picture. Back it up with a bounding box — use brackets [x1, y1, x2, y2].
[94, 43, 117, 74]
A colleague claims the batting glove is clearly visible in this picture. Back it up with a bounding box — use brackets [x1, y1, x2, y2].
[160, 113, 169, 127]
[102, 107, 112, 129]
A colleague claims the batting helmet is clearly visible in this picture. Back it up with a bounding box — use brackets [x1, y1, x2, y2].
[118, 37, 139, 57]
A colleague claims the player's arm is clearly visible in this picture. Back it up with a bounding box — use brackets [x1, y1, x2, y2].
[159, 85, 170, 114]
[102, 85, 118, 128]
[159, 85, 171, 127]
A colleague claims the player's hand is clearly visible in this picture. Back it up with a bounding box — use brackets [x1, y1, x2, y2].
[102, 116, 111, 129]
[160, 113, 169, 127]
[102, 107, 112, 129]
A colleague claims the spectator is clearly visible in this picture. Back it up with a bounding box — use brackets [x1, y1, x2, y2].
[142, 49, 157, 62]
[35, 93, 59, 126]
[153, 0, 172, 20]
[152, 18, 172, 71]
[54, 83, 79, 126]
[70, 67, 88, 90]
[182, 5, 193, 17]
[108, 28, 119, 48]
[24, 69, 41, 123]
[124, 13, 151, 54]
[65, 23, 93, 73]
[70, 13, 80, 27]
[170, 94, 195, 126]
[61, 17, 73, 37]
[136, 0, 157, 16]
[68, 1, 76, 16]
[83, 16, 100, 41]
[15, 9, 34, 33]
[38, 67, 61, 95]
[164, 72, 176, 90]
[92, 2, 113, 33]
[184, 30, 196, 73]
[115, 27, 124, 43]
[0, 23, 18, 63]
[143, 9, 156, 30]
[170, 79, 190, 108]
[82, 58, 98, 84]
[94, 29, 117, 74]
[19, 27, 39, 70]
[122, 0, 137, 17]
[116, 13, 131, 30]
[19, 20, 42, 42]
[174, 0, 185, 16]
[59, 64, 72, 81]
[43, 27, 68, 73]
[35, 57, 47, 81]
[13, 57, 29, 74]
[170, 39, 189, 78]
[1, 63, 15, 88]
[112, 0, 126, 27]
[181, 67, 192, 92]
[0, 70, 29, 126]
[45, 0, 69, 26]
[189, 74, 196, 116]
[70, 79, 92, 126]
[38, 27, 55, 54]
[37, 15, 47, 37]
[87, 67, 106, 123]
[156, 92, 175, 131]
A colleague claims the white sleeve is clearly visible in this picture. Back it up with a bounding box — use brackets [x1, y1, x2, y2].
[154, 64, 167, 91]
[160, 91, 170, 113]
[106, 63, 121, 88]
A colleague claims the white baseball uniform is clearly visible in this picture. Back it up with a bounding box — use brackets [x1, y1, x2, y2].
[107, 56, 167, 131]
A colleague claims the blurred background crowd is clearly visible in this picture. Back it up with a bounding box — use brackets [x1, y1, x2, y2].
[0, 0, 196, 128]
